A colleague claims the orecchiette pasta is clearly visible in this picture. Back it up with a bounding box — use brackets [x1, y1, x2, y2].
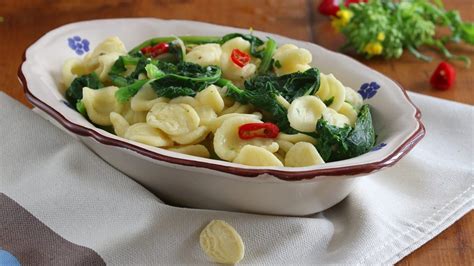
[124, 123, 173, 147]
[338, 102, 358, 127]
[276, 133, 317, 145]
[344, 86, 363, 110]
[220, 37, 257, 81]
[130, 84, 168, 112]
[322, 108, 350, 128]
[110, 112, 129, 137]
[213, 116, 279, 161]
[147, 102, 200, 136]
[233, 145, 283, 167]
[204, 113, 262, 133]
[284, 142, 325, 167]
[62, 58, 87, 90]
[82, 37, 127, 71]
[168, 144, 210, 158]
[322, 73, 346, 111]
[171, 126, 210, 145]
[272, 44, 312, 76]
[82, 86, 124, 126]
[185, 43, 222, 67]
[195, 85, 225, 114]
[287, 95, 326, 132]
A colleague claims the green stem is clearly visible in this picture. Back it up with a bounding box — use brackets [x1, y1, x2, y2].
[257, 38, 277, 74]
[407, 46, 432, 62]
[129, 36, 221, 54]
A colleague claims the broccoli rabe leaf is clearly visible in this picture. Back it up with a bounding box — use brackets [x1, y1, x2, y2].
[277, 68, 320, 102]
[65, 73, 103, 106]
[115, 79, 149, 103]
[315, 104, 376, 162]
[150, 62, 221, 99]
[220, 78, 293, 133]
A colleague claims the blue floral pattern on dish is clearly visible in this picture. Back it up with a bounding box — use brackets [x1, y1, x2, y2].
[371, 143, 387, 151]
[358, 82, 380, 100]
[68, 36, 90, 55]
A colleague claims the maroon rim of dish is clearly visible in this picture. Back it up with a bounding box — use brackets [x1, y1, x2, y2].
[18, 48, 425, 181]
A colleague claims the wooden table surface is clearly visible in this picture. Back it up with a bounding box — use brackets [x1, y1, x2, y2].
[1, 0, 472, 264]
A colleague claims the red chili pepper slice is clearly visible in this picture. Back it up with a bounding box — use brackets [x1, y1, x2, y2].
[318, 0, 367, 16]
[230, 49, 251, 68]
[238, 123, 280, 140]
[430, 61, 456, 90]
[140, 42, 170, 57]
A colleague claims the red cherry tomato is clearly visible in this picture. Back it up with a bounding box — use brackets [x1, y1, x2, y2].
[430, 61, 456, 90]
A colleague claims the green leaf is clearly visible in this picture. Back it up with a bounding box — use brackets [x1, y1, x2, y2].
[76, 100, 87, 116]
[145, 63, 165, 79]
[315, 104, 375, 162]
[115, 79, 148, 103]
[65, 73, 102, 106]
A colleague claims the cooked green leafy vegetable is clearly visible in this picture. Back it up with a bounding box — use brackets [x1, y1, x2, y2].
[65, 73, 103, 107]
[315, 104, 376, 162]
[218, 78, 292, 133]
[114, 60, 222, 102]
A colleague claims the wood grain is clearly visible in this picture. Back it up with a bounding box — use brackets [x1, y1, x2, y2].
[0, 0, 472, 264]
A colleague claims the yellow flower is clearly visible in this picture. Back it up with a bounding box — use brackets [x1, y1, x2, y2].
[331, 10, 353, 31]
[377, 32, 385, 41]
[364, 42, 383, 55]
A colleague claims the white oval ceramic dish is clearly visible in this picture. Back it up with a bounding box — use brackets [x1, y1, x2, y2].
[19, 18, 425, 216]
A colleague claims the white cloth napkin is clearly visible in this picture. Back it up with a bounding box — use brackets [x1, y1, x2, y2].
[0, 91, 472, 265]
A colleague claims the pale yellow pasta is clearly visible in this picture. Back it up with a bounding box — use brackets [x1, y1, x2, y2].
[213, 116, 279, 161]
[322, 108, 350, 128]
[344, 86, 363, 111]
[184, 43, 222, 67]
[122, 106, 147, 125]
[284, 142, 324, 167]
[315, 73, 331, 100]
[131, 85, 169, 112]
[168, 144, 210, 158]
[323, 73, 346, 111]
[169, 96, 199, 107]
[194, 105, 218, 125]
[276, 133, 317, 145]
[233, 145, 283, 167]
[147, 102, 200, 136]
[124, 123, 173, 147]
[95, 52, 123, 82]
[82, 86, 124, 126]
[221, 37, 251, 54]
[195, 85, 225, 114]
[109, 112, 129, 137]
[276, 139, 294, 153]
[61, 58, 87, 90]
[204, 113, 262, 133]
[287, 95, 326, 132]
[220, 37, 257, 81]
[338, 102, 358, 127]
[171, 126, 210, 145]
[221, 102, 253, 115]
[82, 37, 127, 72]
[272, 44, 312, 76]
